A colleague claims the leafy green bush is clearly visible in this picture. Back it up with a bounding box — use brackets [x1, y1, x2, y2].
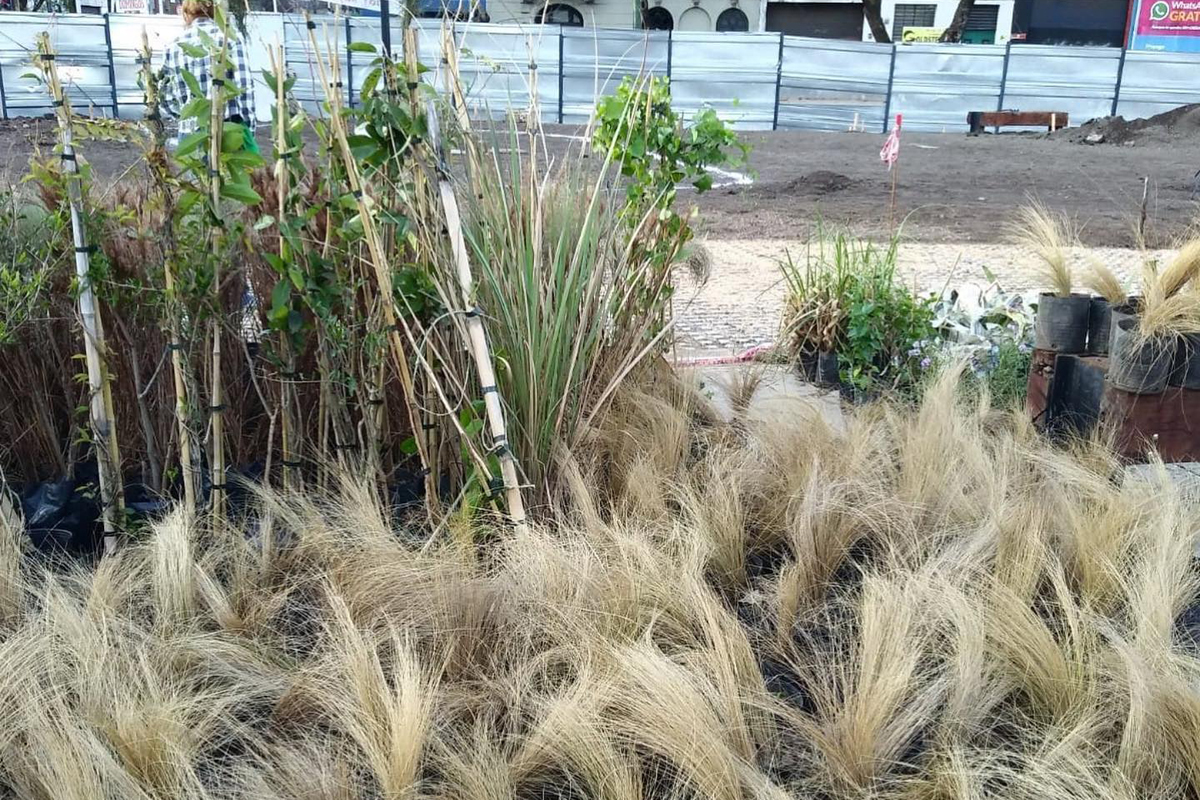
[780, 231, 935, 393]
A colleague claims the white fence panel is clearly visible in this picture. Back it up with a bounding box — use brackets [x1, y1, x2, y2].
[1117, 50, 1200, 121]
[778, 36, 892, 132]
[560, 28, 667, 124]
[669, 31, 778, 130]
[891, 43, 1006, 132]
[1003, 45, 1120, 127]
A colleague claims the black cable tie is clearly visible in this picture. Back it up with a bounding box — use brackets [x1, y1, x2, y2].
[420, 467, 432, 477]
[480, 384, 499, 396]
[166, 342, 185, 352]
[74, 245, 96, 254]
[367, 398, 385, 406]
[492, 433, 508, 447]
[59, 151, 76, 162]
[352, 189, 363, 199]
[135, 56, 150, 65]
[463, 306, 482, 318]
[333, 81, 343, 88]
[209, 404, 228, 412]
[528, 63, 537, 71]
[39, 53, 56, 61]
[281, 459, 303, 468]
[212, 78, 226, 87]
[324, 199, 334, 208]
[52, 99, 64, 107]
[306, 19, 316, 29]
[406, 81, 419, 90]
[332, 441, 359, 450]
[208, 168, 220, 178]
[210, 483, 228, 491]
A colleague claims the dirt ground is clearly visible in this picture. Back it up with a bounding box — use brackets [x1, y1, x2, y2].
[691, 127, 1200, 247]
[3, 115, 1197, 247]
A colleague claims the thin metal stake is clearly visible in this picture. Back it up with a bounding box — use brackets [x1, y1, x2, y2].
[1112, 45, 1129, 117]
[772, 32, 783, 131]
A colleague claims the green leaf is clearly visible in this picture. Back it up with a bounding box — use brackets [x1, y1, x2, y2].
[175, 130, 208, 157]
[399, 436, 419, 456]
[348, 41, 377, 53]
[220, 181, 262, 205]
[693, 173, 713, 193]
[253, 215, 276, 231]
[179, 42, 207, 59]
[180, 96, 211, 121]
[220, 123, 244, 153]
[360, 67, 381, 100]
[181, 68, 203, 97]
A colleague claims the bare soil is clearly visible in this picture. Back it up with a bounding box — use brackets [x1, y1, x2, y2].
[2, 116, 1198, 247]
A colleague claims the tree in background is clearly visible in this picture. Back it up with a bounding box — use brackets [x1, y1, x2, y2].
[940, 0, 979, 42]
[862, 0, 892, 43]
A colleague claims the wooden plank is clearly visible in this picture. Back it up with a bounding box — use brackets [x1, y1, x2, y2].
[1101, 386, 1200, 463]
[969, 110, 1069, 129]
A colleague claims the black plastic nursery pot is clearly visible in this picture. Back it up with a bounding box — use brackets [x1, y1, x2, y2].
[1035, 293, 1091, 353]
[1108, 316, 1173, 395]
[816, 350, 840, 387]
[1108, 297, 1142, 354]
[1169, 332, 1200, 390]
[1086, 297, 1112, 355]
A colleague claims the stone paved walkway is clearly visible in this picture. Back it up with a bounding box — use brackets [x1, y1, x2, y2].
[673, 239, 1177, 357]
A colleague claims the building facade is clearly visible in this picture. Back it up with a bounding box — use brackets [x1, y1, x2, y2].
[758, 0, 1016, 42]
[484, 0, 761, 31]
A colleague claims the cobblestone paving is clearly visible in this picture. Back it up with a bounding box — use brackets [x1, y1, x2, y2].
[673, 239, 1177, 356]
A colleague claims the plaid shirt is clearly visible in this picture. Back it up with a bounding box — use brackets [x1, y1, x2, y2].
[159, 19, 255, 140]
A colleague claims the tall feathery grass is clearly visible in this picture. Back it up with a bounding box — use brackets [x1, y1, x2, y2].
[2, 368, 1199, 800]
[1012, 202, 1075, 297]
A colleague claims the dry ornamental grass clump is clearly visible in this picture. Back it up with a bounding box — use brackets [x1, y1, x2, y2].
[2, 368, 1199, 800]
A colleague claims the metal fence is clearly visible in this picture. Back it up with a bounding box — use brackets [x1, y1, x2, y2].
[2, 12, 1200, 132]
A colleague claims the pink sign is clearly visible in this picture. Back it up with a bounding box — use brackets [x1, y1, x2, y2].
[1138, 0, 1200, 36]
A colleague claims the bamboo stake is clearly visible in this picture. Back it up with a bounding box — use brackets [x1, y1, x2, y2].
[140, 29, 198, 513]
[306, 17, 438, 514]
[36, 33, 125, 554]
[206, 4, 234, 517]
[270, 44, 302, 492]
[426, 103, 528, 534]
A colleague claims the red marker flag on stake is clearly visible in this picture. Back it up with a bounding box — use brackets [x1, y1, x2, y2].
[880, 113, 902, 170]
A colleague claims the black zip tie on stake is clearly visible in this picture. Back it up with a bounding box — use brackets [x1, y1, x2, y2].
[406, 81, 419, 90]
[367, 398, 385, 406]
[166, 342, 185, 352]
[212, 78, 226, 87]
[39, 53, 55, 61]
[480, 384, 499, 396]
[332, 441, 359, 450]
[211, 483, 229, 492]
[528, 63, 537, 71]
[281, 459, 302, 469]
[463, 306, 483, 319]
[352, 189, 363, 199]
[422, 422, 437, 431]
[209, 404, 228, 413]
[306, 19, 316, 29]
[74, 245, 96, 254]
[59, 151, 76, 162]
[52, 100, 64, 107]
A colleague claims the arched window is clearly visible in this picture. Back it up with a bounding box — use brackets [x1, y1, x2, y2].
[716, 7, 749, 32]
[678, 6, 711, 30]
[536, 2, 583, 25]
[643, 5, 673, 29]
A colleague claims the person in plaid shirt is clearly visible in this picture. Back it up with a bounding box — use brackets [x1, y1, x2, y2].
[159, 0, 256, 150]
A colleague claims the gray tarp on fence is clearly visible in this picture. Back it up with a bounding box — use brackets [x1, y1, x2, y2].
[2, 12, 1200, 134]
[778, 36, 892, 133]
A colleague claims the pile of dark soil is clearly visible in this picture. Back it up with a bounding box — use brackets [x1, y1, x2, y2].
[1056, 103, 1200, 145]
[752, 170, 856, 198]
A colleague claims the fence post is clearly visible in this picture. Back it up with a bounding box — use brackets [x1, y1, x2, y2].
[345, 16, 354, 109]
[104, 14, 120, 118]
[1111, 45, 1129, 117]
[772, 32, 783, 130]
[995, 39, 1012, 134]
[996, 39, 1012, 112]
[882, 43, 898, 133]
[666, 28, 673, 82]
[557, 27, 564, 124]
[0, 50, 7, 120]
